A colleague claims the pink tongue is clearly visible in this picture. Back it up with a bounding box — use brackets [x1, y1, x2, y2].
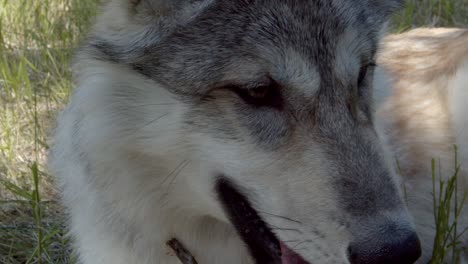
[280, 242, 309, 264]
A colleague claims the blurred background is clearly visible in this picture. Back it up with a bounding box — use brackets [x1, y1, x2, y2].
[0, 0, 467, 263]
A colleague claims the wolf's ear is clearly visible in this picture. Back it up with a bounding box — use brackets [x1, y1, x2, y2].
[94, 0, 210, 44]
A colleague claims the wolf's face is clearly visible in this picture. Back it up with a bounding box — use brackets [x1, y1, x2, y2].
[88, 0, 421, 263]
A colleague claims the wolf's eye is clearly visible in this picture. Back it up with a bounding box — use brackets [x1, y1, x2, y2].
[246, 86, 269, 99]
[230, 81, 283, 109]
[358, 62, 376, 87]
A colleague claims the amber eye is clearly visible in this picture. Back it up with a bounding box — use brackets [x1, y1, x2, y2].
[230, 81, 283, 109]
[246, 86, 269, 99]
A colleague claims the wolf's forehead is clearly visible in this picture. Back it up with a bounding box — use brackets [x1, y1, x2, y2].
[90, 0, 389, 96]
[206, 0, 380, 51]
[153, 0, 380, 90]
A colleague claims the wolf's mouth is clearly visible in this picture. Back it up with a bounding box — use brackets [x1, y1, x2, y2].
[216, 177, 309, 264]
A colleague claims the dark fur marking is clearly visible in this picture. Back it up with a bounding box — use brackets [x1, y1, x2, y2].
[89, 40, 122, 63]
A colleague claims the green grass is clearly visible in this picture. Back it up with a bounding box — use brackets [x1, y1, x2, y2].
[393, 0, 468, 32]
[0, 0, 467, 263]
[430, 147, 468, 263]
[0, 0, 98, 263]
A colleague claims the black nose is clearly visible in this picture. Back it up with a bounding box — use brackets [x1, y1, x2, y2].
[347, 231, 421, 264]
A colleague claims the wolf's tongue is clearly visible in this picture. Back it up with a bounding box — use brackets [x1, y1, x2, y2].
[280, 242, 309, 264]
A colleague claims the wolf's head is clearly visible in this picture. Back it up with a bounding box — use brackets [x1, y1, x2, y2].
[83, 0, 421, 263]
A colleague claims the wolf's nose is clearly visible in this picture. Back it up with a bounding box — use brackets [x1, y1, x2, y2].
[347, 230, 421, 264]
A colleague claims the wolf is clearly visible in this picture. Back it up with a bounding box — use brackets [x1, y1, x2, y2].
[48, 0, 466, 263]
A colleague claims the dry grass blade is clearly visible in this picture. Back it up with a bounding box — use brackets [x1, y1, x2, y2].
[167, 239, 199, 264]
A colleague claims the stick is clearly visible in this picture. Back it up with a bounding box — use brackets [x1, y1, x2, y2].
[167, 239, 199, 264]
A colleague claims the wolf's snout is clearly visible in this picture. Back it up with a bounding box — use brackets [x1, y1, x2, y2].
[347, 229, 421, 264]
